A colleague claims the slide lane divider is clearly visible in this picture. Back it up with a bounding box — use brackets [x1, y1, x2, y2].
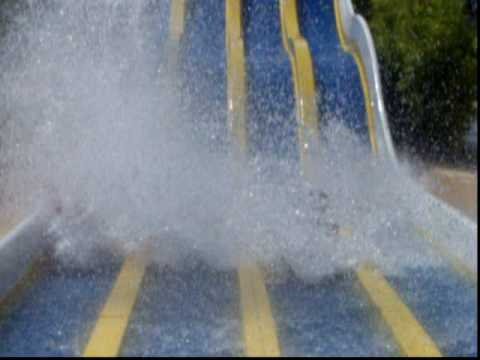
[279, 0, 320, 181]
[333, 0, 378, 154]
[83, 3, 188, 354]
[167, 0, 187, 70]
[238, 265, 281, 357]
[83, 252, 148, 357]
[357, 264, 442, 357]
[291, 2, 441, 355]
[226, 2, 281, 355]
[226, 0, 248, 163]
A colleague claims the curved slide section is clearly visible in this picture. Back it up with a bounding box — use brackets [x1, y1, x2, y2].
[335, 0, 477, 272]
[333, 0, 397, 163]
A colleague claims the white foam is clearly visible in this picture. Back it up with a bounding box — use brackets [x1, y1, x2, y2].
[0, 1, 476, 280]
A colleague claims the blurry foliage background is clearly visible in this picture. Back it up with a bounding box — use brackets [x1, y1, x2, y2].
[354, 0, 477, 166]
[0, 0, 478, 166]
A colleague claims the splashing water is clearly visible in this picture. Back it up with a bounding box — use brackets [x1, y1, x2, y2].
[0, 1, 475, 280]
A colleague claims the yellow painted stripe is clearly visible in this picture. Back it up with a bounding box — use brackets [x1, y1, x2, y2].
[226, 3, 280, 355]
[83, 254, 147, 357]
[279, 0, 320, 181]
[167, 0, 187, 69]
[338, 230, 443, 356]
[340, 231, 444, 355]
[416, 227, 477, 284]
[238, 265, 281, 357]
[333, 0, 379, 154]
[169, 0, 186, 43]
[357, 264, 442, 357]
[226, 0, 248, 161]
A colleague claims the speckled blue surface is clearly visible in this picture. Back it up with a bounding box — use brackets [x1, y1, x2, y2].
[180, 0, 228, 150]
[243, 0, 299, 161]
[121, 261, 242, 356]
[1, 263, 476, 356]
[388, 267, 477, 357]
[145, 0, 171, 72]
[0, 263, 120, 356]
[299, 0, 369, 143]
[269, 271, 399, 356]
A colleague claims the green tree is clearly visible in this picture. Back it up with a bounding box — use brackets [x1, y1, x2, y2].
[354, 0, 477, 164]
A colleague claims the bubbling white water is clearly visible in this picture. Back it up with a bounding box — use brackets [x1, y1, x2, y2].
[0, 1, 475, 279]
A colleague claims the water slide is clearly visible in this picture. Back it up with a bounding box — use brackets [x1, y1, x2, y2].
[0, 0, 477, 356]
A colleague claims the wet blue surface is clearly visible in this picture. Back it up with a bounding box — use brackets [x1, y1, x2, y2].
[181, 0, 228, 150]
[268, 271, 399, 356]
[243, 0, 299, 161]
[298, 0, 369, 143]
[122, 261, 242, 356]
[146, 0, 171, 69]
[388, 267, 477, 357]
[0, 262, 120, 356]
